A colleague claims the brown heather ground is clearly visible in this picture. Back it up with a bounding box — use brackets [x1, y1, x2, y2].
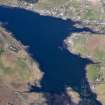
[0, 26, 45, 105]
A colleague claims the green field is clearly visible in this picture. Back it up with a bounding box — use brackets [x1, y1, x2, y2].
[94, 47, 105, 61]
[35, 0, 68, 9]
[87, 64, 100, 82]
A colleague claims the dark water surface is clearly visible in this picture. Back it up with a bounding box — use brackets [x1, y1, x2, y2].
[0, 6, 102, 105]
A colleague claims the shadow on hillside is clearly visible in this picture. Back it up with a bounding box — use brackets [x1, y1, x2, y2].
[0, 5, 102, 105]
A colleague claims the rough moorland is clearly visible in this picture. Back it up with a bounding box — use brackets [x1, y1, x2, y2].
[0, 26, 46, 105]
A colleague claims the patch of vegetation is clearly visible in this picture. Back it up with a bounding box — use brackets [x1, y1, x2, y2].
[83, 8, 100, 20]
[0, 58, 15, 76]
[35, 0, 68, 9]
[0, 56, 31, 80]
[3, 67, 15, 75]
[16, 58, 28, 69]
[87, 64, 100, 82]
[94, 48, 105, 61]
[16, 58, 30, 81]
[0, 68, 4, 75]
[73, 36, 87, 54]
[0, 48, 4, 55]
[96, 84, 105, 93]
[0, 59, 7, 76]
[73, 36, 87, 45]
[76, 46, 87, 55]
